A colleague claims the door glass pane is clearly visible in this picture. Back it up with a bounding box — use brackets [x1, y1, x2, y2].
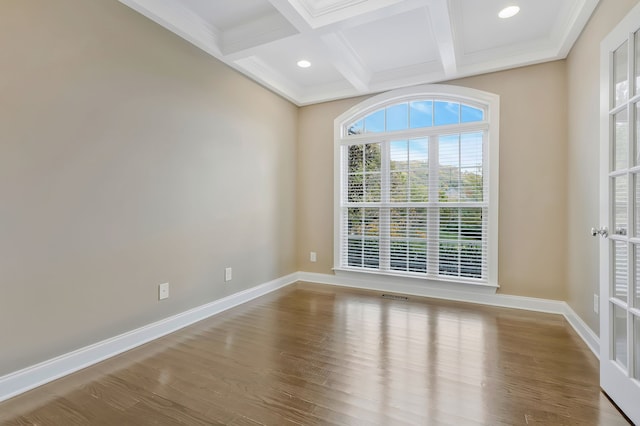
[614, 241, 629, 301]
[614, 40, 629, 107]
[635, 30, 640, 96]
[614, 109, 629, 170]
[635, 315, 640, 380]
[636, 104, 640, 165]
[613, 304, 628, 369]
[614, 176, 628, 235]
[636, 245, 640, 308]
[636, 175, 640, 237]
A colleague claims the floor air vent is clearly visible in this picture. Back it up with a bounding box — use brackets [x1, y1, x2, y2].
[381, 294, 409, 301]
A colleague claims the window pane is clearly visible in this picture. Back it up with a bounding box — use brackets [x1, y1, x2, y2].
[613, 304, 628, 369]
[386, 103, 408, 132]
[364, 143, 381, 172]
[348, 173, 363, 202]
[348, 143, 380, 203]
[363, 238, 379, 269]
[409, 138, 429, 202]
[391, 140, 409, 202]
[461, 104, 484, 123]
[348, 207, 363, 237]
[410, 101, 433, 128]
[439, 208, 483, 279]
[461, 208, 483, 242]
[439, 241, 459, 277]
[460, 243, 482, 278]
[614, 175, 628, 236]
[460, 133, 483, 202]
[408, 242, 427, 273]
[440, 207, 459, 241]
[364, 208, 379, 237]
[439, 135, 460, 202]
[614, 241, 628, 302]
[347, 237, 363, 267]
[348, 208, 379, 269]
[614, 108, 628, 171]
[390, 208, 428, 273]
[614, 40, 629, 107]
[347, 119, 364, 135]
[364, 110, 385, 133]
[434, 101, 460, 126]
[348, 144, 363, 173]
[408, 208, 428, 239]
[364, 173, 381, 202]
[390, 208, 408, 271]
[347, 208, 363, 267]
[390, 240, 408, 271]
[363, 209, 380, 269]
[390, 208, 407, 239]
[390, 140, 408, 168]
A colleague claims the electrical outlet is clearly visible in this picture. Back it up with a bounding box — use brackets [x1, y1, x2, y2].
[594, 294, 599, 314]
[225, 267, 232, 282]
[310, 251, 317, 262]
[159, 283, 169, 300]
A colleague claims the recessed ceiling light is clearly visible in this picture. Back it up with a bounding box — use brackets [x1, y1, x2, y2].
[498, 5, 520, 19]
[297, 60, 311, 68]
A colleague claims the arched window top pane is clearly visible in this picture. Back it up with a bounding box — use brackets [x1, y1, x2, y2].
[346, 99, 484, 135]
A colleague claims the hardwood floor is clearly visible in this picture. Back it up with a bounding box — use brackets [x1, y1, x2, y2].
[0, 282, 630, 425]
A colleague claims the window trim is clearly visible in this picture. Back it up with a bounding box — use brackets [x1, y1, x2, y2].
[333, 84, 500, 289]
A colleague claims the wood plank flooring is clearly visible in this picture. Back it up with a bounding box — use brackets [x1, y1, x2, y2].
[0, 282, 631, 425]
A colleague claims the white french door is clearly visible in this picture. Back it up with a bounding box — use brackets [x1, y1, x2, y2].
[599, 4, 640, 424]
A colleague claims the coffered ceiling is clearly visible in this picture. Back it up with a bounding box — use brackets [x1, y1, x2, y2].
[119, 0, 599, 105]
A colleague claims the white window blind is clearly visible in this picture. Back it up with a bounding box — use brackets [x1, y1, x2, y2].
[337, 92, 494, 285]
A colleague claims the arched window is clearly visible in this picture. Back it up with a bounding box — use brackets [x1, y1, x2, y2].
[334, 85, 499, 288]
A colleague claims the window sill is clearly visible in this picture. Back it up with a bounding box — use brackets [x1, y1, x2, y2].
[332, 267, 499, 296]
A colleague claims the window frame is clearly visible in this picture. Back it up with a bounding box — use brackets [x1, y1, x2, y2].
[333, 84, 500, 289]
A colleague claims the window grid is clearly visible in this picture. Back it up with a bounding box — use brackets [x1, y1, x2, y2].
[340, 99, 489, 283]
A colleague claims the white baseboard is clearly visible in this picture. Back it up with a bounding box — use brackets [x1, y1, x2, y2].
[297, 271, 601, 358]
[0, 270, 601, 404]
[0, 273, 298, 403]
[561, 304, 600, 358]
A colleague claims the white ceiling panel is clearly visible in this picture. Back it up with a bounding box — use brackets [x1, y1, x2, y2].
[343, 9, 440, 73]
[454, 0, 573, 56]
[248, 35, 346, 88]
[119, 0, 600, 105]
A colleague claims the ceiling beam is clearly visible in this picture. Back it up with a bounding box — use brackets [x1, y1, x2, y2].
[265, 0, 313, 33]
[119, 0, 223, 56]
[321, 32, 372, 93]
[425, 0, 457, 77]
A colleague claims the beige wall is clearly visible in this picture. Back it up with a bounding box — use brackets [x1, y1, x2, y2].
[297, 62, 569, 300]
[5, 0, 639, 378]
[566, 0, 640, 334]
[0, 0, 298, 375]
